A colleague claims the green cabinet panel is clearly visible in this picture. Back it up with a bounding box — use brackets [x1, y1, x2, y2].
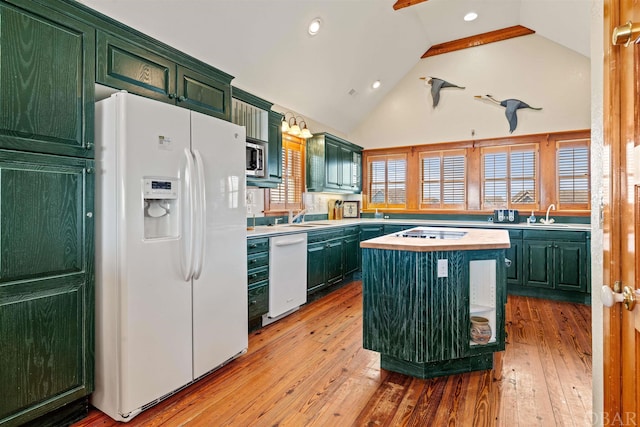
[523, 239, 554, 288]
[177, 65, 230, 118]
[0, 150, 94, 426]
[307, 241, 327, 293]
[505, 230, 523, 286]
[248, 281, 269, 320]
[554, 241, 588, 291]
[247, 238, 269, 326]
[306, 133, 363, 194]
[521, 230, 589, 297]
[307, 229, 346, 295]
[360, 225, 384, 241]
[343, 230, 360, 276]
[96, 30, 175, 102]
[268, 111, 283, 183]
[96, 30, 231, 121]
[326, 239, 344, 285]
[0, 2, 95, 158]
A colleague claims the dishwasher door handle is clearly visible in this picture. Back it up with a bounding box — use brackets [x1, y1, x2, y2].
[274, 238, 307, 247]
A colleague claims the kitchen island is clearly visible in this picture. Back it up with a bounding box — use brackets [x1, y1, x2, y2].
[360, 227, 510, 379]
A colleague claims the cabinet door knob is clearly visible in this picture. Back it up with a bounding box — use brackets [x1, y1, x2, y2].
[85, 142, 94, 150]
[178, 96, 186, 102]
[85, 167, 94, 174]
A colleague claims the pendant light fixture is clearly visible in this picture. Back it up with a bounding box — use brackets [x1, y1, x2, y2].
[280, 112, 313, 139]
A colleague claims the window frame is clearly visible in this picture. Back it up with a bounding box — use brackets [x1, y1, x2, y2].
[418, 149, 467, 210]
[555, 138, 590, 210]
[366, 153, 408, 209]
[265, 134, 305, 213]
[481, 144, 539, 211]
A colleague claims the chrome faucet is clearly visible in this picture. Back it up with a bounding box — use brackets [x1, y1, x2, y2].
[288, 209, 307, 224]
[541, 204, 556, 224]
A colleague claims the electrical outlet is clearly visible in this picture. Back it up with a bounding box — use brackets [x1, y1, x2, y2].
[437, 259, 448, 278]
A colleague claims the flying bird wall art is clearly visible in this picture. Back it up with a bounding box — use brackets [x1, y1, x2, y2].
[420, 77, 465, 108]
[475, 94, 542, 133]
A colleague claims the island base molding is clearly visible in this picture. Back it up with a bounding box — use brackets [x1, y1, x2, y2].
[381, 353, 495, 379]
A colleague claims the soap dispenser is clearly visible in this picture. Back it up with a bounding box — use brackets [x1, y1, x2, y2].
[528, 210, 536, 224]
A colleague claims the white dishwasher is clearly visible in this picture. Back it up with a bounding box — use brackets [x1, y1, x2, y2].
[263, 233, 308, 324]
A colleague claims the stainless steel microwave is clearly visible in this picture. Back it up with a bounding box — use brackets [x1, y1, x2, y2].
[246, 140, 267, 177]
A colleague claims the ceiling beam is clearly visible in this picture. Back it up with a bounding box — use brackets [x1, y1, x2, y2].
[421, 25, 535, 58]
[393, 0, 428, 11]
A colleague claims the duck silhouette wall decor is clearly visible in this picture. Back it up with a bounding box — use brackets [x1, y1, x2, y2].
[420, 77, 465, 108]
[475, 94, 542, 133]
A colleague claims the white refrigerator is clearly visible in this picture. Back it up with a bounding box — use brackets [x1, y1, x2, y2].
[92, 92, 248, 421]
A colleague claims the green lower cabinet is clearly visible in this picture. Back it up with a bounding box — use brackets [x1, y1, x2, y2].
[505, 230, 523, 286]
[307, 241, 327, 294]
[247, 238, 269, 330]
[0, 150, 94, 426]
[343, 230, 360, 276]
[519, 230, 590, 303]
[307, 230, 346, 296]
[523, 239, 554, 288]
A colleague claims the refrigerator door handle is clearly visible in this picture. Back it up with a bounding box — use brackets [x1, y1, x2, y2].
[182, 148, 196, 281]
[192, 149, 206, 280]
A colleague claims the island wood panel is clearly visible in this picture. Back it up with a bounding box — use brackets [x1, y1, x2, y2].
[73, 282, 591, 427]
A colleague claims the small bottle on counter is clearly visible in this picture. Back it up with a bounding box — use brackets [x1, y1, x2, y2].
[374, 209, 383, 219]
[528, 211, 536, 224]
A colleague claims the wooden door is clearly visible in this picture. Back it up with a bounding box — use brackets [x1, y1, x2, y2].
[604, 0, 640, 422]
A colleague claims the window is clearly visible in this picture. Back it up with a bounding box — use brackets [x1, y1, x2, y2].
[419, 150, 466, 209]
[267, 135, 305, 211]
[556, 138, 590, 209]
[482, 145, 538, 210]
[367, 154, 407, 208]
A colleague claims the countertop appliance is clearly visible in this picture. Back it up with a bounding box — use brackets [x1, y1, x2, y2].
[263, 233, 308, 324]
[93, 92, 247, 421]
[395, 227, 467, 239]
[246, 139, 266, 177]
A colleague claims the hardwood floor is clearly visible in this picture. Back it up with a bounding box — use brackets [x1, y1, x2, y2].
[73, 281, 592, 426]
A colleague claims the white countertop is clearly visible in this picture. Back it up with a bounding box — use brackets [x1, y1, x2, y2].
[246, 218, 591, 238]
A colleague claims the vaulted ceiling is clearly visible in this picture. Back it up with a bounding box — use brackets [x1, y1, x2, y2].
[79, 0, 592, 135]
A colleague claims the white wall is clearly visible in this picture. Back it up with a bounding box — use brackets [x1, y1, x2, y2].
[590, 0, 604, 423]
[349, 34, 590, 148]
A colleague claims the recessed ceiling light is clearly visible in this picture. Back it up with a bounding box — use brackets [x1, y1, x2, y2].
[308, 18, 322, 36]
[372, 80, 381, 90]
[464, 12, 478, 22]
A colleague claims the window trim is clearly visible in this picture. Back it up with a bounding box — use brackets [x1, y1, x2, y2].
[361, 129, 590, 216]
[366, 153, 408, 209]
[481, 144, 539, 211]
[265, 134, 305, 213]
[418, 149, 467, 210]
[555, 138, 590, 210]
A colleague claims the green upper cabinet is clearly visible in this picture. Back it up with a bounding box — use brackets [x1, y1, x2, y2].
[307, 133, 363, 194]
[0, 149, 94, 426]
[96, 30, 232, 121]
[0, 1, 95, 158]
[268, 110, 283, 182]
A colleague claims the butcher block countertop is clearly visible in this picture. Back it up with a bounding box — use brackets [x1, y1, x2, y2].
[359, 227, 511, 252]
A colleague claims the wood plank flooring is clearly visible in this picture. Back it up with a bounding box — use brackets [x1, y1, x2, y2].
[73, 280, 592, 426]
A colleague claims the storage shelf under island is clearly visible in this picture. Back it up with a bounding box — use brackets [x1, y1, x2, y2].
[360, 227, 510, 379]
